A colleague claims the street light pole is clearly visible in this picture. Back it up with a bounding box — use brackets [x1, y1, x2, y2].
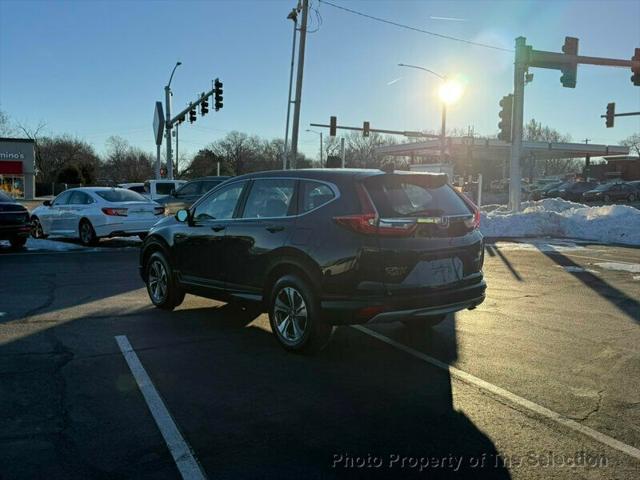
[397, 63, 449, 161]
[440, 103, 447, 160]
[164, 61, 181, 180]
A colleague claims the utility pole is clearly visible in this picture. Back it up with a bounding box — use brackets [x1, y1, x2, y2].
[290, 0, 309, 169]
[283, 8, 298, 170]
[509, 37, 527, 211]
[340, 137, 345, 168]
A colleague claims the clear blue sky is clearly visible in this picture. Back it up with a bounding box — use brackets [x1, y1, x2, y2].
[1, 0, 639, 161]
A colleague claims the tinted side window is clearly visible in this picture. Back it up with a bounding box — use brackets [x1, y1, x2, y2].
[68, 191, 93, 205]
[300, 181, 335, 213]
[156, 182, 175, 195]
[177, 182, 201, 196]
[194, 182, 245, 221]
[202, 181, 223, 193]
[242, 179, 295, 219]
[129, 185, 146, 193]
[53, 191, 73, 206]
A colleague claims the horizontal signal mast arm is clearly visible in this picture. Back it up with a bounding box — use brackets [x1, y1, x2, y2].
[529, 50, 639, 70]
[169, 86, 216, 127]
[309, 123, 441, 138]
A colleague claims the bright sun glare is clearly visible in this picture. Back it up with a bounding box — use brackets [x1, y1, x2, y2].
[438, 79, 464, 104]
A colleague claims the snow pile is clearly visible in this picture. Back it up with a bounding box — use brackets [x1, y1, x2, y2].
[480, 198, 640, 246]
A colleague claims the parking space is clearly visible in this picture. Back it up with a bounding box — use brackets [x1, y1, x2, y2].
[0, 244, 639, 478]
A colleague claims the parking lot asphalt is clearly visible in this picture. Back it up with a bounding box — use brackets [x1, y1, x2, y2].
[0, 240, 639, 479]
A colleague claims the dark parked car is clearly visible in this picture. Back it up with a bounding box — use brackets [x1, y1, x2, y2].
[583, 182, 637, 203]
[542, 181, 573, 199]
[0, 191, 30, 249]
[155, 176, 230, 214]
[139, 169, 486, 352]
[529, 180, 564, 200]
[558, 181, 598, 202]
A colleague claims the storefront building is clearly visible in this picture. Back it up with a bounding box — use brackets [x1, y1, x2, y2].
[0, 138, 35, 199]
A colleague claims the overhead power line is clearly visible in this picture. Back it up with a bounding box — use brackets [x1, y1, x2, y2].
[318, 0, 513, 53]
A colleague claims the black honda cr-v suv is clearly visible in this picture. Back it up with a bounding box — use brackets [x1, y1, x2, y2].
[140, 169, 485, 352]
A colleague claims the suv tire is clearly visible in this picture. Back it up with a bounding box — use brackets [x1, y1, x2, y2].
[145, 251, 185, 310]
[268, 274, 333, 353]
[9, 236, 27, 249]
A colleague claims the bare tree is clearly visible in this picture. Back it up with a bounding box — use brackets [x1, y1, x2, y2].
[523, 119, 580, 176]
[16, 120, 47, 179]
[621, 133, 640, 157]
[0, 110, 16, 137]
[101, 136, 153, 183]
[37, 135, 100, 184]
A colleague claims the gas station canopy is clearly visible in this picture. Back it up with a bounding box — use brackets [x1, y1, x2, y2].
[375, 137, 629, 161]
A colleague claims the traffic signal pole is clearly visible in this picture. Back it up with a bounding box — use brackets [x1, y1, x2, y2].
[509, 37, 527, 212]
[506, 38, 638, 212]
[165, 86, 174, 180]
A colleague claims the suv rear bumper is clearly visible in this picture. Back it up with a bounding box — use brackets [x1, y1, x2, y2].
[0, 224, 31, 240]
[320, 277, 486, 325]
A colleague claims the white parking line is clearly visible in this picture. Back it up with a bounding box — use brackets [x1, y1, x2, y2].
[352, 325, 640, 461]
[115, 335, 207, 480]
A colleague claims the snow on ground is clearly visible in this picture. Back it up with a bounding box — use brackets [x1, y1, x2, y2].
[594, 262, 640, 274]
[489, 239, 592, 252]
[481, 198, 640, 246]
[0, 237, 141, 252]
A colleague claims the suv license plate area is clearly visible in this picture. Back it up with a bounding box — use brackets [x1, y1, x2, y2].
[403, 257, 463, 287]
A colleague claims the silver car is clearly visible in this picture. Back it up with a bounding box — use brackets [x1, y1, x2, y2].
[30, 187, 165, 245]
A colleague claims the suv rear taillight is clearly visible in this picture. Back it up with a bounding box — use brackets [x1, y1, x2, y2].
[460, 195, 480, 230]
[102, 207, 128, 216]
[333, 183, 417, 237]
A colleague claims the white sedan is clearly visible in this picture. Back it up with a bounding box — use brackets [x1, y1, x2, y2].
[30, 187, 165, 246]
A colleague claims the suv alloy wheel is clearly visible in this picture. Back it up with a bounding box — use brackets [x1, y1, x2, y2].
[146, 251, 185, 310]
[268, 274, 333, 353]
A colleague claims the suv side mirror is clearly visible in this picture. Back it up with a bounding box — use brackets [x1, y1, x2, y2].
[43, 200, 52, 207]
[175, 209, 189, 223]
[170, 187, 176, 196]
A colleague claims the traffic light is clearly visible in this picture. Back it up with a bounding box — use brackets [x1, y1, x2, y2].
[189, 108, 197, 123]
[201, 95, 209, 115]
[329, 116, 337, 136]
[605, 102, 615, 128]
[632, 48, 640, 86]
[363, 121, 370, 137]
[560, 36, 578, 88]
[214, 78, 223, 110]
[498, 94, 513, 142]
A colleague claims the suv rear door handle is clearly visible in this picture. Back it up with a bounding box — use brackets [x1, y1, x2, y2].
[266, 225, 284, 233]
[211, 225, 226, 232]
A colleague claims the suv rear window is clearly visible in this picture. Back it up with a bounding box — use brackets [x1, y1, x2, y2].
[95, 189, 147, 202]
[364, 174, 472, 217]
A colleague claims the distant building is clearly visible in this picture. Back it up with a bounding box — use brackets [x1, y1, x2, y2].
[587, 155, 640, 181]
[0, 138, 36, 199]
